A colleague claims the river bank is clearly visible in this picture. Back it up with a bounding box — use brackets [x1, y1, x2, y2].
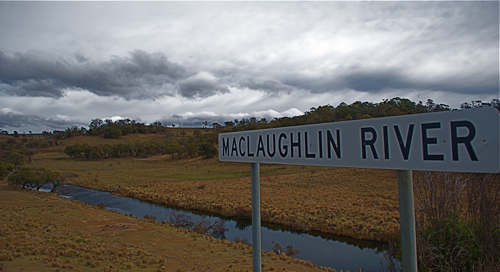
[0, 181, 330, 272]
[58, 184, 391, 271]
[46, 156, 400, 242]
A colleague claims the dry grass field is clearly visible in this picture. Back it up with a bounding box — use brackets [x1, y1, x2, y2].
[26, 134, 400, 242]
[0, 181, 332, 272]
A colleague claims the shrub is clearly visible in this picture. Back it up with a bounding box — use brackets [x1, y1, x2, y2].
[7, 167, 62, 190]
[0, 161, 14, 179]
[198, 143, 217, 159]
[169, 212, 194, 228]
[143, 214, 156, 221]
[271, 241, 299, 257]
[387, 172, 500, 272]
[6, 150, 27, 167]
[234, 238, 252, 246]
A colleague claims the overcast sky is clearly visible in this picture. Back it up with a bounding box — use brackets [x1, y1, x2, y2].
[0, 1, 498, 133]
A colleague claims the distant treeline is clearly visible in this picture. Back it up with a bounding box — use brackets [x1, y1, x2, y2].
[2, 97, 497, 141]
[64, 131, 218, 160]
[215, 98, 500, 133]
[1, 97, 498, 163]
[50, 119, 167, 141]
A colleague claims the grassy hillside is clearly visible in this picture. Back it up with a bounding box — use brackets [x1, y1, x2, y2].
[0, 182, 329, 272]
[27, 134, 400, 242]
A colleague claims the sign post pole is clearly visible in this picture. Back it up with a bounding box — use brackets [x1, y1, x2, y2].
[251, 162, 262, 272]
[397, 170, 417, 272]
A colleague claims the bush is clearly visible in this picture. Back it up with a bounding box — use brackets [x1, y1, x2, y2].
[271, 241, 300, 257]
[6, 150, 27, 167]
[0, 161, 14, 179]
[413, 172, 500, 271]
[143, 214, 156, 221]
[7, 167, 62, 190]
[198, 143, 217, 159]
[235, 237, 252, 246]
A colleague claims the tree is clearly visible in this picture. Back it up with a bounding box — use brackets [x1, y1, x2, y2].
[426, 99, 436, 112]
[185, 143, 198, 158]
[212, 123, 222, 131]
[89, 118, 103, 135]
[176, 146, 186, 159]
[7, 167, 62, 190]
[198, 143, 217, 159]
[202, 121, 209, 129]
[196, 133, 218, 145]
[165, 140, 182, 159]
[64, 144, 83, 158]
[102, 125, 122, 139]
[80, 127, 88, 135]
[6, 150, 27, 167]
[0, 161, 14, 179]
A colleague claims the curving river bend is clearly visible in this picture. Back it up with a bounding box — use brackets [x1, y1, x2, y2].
[54, 185, 395, 272]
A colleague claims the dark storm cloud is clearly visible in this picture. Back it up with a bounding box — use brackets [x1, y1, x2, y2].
[177, 72, 230, 99]
[240, 79, 294, 96]
[342, 67, 499, 94]
[0, 50, 186, 100]
[283, 64, 499, 95]
[74, 52, 89, 63]
[341, 69, 410, 92]
[0, 108, 85, 130]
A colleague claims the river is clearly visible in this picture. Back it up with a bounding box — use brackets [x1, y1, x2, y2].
[53, 184, 395, 272]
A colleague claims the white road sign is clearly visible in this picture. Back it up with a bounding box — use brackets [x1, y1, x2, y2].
[219, 108, 499, 173]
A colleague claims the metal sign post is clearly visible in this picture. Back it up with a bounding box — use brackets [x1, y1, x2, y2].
[251, 162, 262, 272]
[398, 170, 417, 272]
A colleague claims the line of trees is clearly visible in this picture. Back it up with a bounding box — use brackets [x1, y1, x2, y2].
[7, 167, 64, 192]
[0, 146, 64, 192]
[64, 131, 218, 160]
[2, 97, 498, 164]
[34, 119, 168, 141]
[216, 98, 500, 133]
[0, 137, 56, 165]
[4, 97, 497, 142]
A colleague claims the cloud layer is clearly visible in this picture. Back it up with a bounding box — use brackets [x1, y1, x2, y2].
[0, 50, 185, 100]
[0, 1, 498, 132]
[156, 108, 304, 128]
[178, 72, 229, 99]
[0, 108, 85, 131]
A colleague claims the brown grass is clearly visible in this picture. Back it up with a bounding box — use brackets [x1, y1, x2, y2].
[29, 152, 399, 241]
[15, 133, 402, 242]
[0, 181, 325, 271]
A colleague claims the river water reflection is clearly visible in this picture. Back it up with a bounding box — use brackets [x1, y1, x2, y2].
[59, 185, 390, 271]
